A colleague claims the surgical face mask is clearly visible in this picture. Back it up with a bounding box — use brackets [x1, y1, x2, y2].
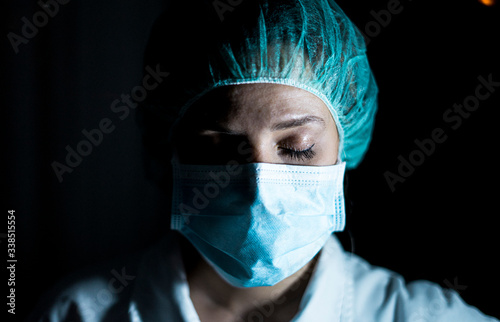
[170, 159, 346, 288]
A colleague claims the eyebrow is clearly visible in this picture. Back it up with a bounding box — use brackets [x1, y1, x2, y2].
[271, 115, 325, 131]
[197, 115, 326, 136]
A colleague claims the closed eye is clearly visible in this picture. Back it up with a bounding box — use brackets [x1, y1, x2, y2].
[278, 144, 316, 161]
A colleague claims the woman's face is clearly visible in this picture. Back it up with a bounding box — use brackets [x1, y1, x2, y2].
[174, 83, 339, 166]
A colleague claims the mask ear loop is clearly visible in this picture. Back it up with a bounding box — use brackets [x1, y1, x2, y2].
[336, 130, 345, 166]
[335, 154, 343, 165]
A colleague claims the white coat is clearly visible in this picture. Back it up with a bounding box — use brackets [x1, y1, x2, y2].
[31, 234, 498, 322]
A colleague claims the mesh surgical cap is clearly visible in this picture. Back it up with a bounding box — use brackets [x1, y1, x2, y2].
[141, 0, 378, 169]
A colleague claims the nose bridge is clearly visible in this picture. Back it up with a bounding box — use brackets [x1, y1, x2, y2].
[250, 136, 275, 164]
[237, 133, 274, 164]
[251, 145, 266, 163]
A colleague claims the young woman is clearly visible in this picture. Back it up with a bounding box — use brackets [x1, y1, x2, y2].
[34, 0, 497, 321]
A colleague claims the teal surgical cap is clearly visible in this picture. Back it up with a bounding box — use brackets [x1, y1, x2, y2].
[141, 0, 378, 169]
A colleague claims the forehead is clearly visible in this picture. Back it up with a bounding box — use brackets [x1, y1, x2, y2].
[182, 83, 332, 124]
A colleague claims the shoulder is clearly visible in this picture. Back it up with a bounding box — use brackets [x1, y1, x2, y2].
[345, 253, 498, 322]
[28, 251, 143, 322]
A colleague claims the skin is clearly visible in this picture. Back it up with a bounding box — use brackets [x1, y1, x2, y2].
[173, 83, 340, 321]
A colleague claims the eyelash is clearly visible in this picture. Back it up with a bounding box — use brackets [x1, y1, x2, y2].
[279, 144, 316, 161]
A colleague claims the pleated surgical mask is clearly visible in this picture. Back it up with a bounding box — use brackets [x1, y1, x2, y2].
[170, 159, 346, 288]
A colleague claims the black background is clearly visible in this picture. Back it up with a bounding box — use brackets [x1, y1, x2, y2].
[4, 0, 500, 321]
